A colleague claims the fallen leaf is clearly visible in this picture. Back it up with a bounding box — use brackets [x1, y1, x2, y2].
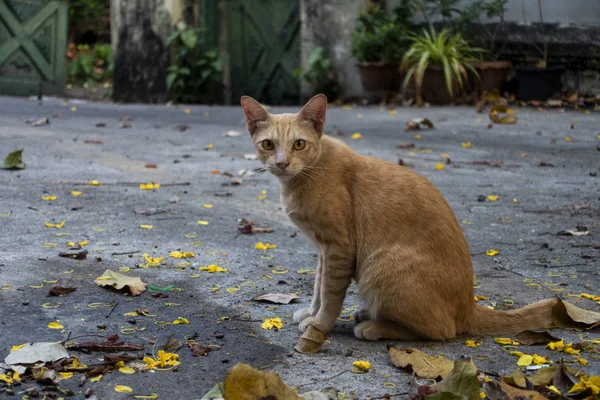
[252, 293, 299, 304]
[4, 342, 69, 365]
[58, 250, 88, 260]
[144, 163, 157, 168]
[119, 122, 131, 129]
[396, 143, 415, 149]
[537, 162, 554, 167]
[489, 105, 518, 124]
[187, 340, 212, 357]
[552, 299, 600, 329]
[514, 330, 560, 345]
[471, 160, 502, 167]
[48, 286, 76, 296]
[405, 118, 434, 131]
[96, 122, 106, 127]
[389, 347, 454, 379]
[27, 117, 49, 126]
[84, 139, 103, 144]
[175, 124, 189, 132]
[162, 335, 183, 352]
[556, 227, 589, 236]
[94, 269, 146, 296]
[502, 369, 528, 388]
[427, 358, 480, 400]
[3, 149, 25, 170]
[484, 380, 546, 400]
[223, 363, 301, 400]
[224, 130, 242, 137]
[201, 384, 223, 399]
[67, 334, 143, 353]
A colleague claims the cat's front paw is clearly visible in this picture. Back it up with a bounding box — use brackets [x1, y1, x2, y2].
[298, 316, 334, 334]
[292, 308, 312, 323]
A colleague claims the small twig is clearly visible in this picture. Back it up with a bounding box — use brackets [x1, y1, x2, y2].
[295, 370, 349, 389]
[62, 334, 109, 343]
[111, 251, 139, 256]
[106, 301, 118, 318]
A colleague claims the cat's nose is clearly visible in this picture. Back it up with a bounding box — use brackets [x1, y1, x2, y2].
[276, 161, 290, 170]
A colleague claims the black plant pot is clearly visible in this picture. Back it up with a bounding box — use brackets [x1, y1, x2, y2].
[516, 64, 565, 101]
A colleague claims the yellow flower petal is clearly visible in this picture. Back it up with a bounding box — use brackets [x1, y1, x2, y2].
[513, 198, 518, 203]
[462, 141, 471, 148]
[42, 195, 57, 201]
[255, 242, 276, 251]
[351, 133, 362, 140]
[494, 338, 519, 346]
[352, 361, 371, 372]
[59, 372, 74, 379]
[486, 249, 500, 257]
[71, 190, 82, 196]
[487, 195, 499, 201]
[197, 220, 209, 225]
[206, 143, 214, 149]
[119, 367, 136, 374]
[11, 344, 26, 352]
[139, 182, 160, 190]
[203, 204, 213, 209]
[565, 137, 572, 142]
[173, 317, 189, 325]
[140, 225, 153, 229]
[532, 354, 551, 365]
[48, 321, 64, 329]
[517, 354, 533, 366]
[90, 374, 103, 382]
[414, 134, 422, 139]
[261, 317, 284, 330]
[88, 180, 100, 186]
[184, 108, 191, 114]
[115, 385, 133, 393]
[435, 163, 445, 170]
[465, 340, 480, 347]
[199, 264, 227, 273]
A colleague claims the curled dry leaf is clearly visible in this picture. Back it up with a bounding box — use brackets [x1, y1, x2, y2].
[556, 227, 589, 236]
[484, 380, 546, 400]
[427, 358, 480, 400]
[162, 334, 183, 352]
[58, 250, 88, 260]
[94, 269, 147, 296]
[27, 117, 49, 126]
[552, 299, 600, 329]
[294, 325, 326, 354]
[404, 118, 434, 131]
[252, 293, 299, 304]
[48, 286, 76, 296]
[187, 340, 212, 357]
[514, 330, 560, 345]
[489, 105, 518, 124]
[223, 363, 301, 400]
[388, 347, 454, 380]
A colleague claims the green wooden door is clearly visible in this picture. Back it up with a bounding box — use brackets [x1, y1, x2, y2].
[227, 0, 300, 105]
[0, 0, 67, 96]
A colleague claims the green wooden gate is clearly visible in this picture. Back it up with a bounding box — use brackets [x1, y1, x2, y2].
[0, 0, 67, 96]
[226, 0, 300, 105]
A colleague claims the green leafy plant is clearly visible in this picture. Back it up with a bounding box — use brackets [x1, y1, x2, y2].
[68, 0, 108, 27]
[294, 47, 341, 101]
[350, 3, 413, 63]
[166, 23, 223, 104]
[461, 0, 509, 61]
[402, 26, 485, 104]
[68, 43, 113, 85]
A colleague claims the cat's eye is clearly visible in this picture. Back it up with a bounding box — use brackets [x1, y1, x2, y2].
[293, 139, 306, 151]
[262, 140, 275, 150]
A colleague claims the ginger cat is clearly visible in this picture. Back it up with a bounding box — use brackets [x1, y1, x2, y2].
[241, 94, 555, 341]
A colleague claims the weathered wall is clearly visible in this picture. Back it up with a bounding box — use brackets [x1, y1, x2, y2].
[300, 0, 366, 100]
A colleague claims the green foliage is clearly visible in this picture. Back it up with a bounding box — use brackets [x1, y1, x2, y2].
[294, 47, 341, 101]
[350, 2, 414, 63]
[166, 24, 223, 104]
[2, 149, 25, 170]
[68, 43, 113, 85]
[68, 0, 109, 26]
[401, 26, 485, 102]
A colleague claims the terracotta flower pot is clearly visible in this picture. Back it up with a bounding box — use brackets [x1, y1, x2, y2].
[476, 61, 512, 94]
[419, 66, 461, 105]
[357, 62, 402, 92]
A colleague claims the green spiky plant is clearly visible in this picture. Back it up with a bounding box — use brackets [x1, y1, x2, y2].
[401, 26, 486, 105]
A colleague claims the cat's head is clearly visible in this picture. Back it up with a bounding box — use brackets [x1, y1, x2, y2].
[241, 94, 327, 179]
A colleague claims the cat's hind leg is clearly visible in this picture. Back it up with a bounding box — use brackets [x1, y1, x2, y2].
[354, 320, 422, 341]
[353, 307, 371, 322]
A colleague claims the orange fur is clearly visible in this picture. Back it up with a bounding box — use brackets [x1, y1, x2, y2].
[241, 94, 556, 342]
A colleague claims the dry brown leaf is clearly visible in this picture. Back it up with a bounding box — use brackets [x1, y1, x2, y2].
[498, 381, 546, 400]
[502, 369, 528, 389]
[294, 325, 326, 354]
[144, 163, 157, 168]
[514, 330, 561, 345]
[48, 286, 76, 296]
[552, 359, 579, 394]
[84, 139, 103, 144]
[223, 363, 301, 400]
[471, 160, 502, 167]
[186, 340, 211, 357]
[537, 162, 554, 167]
[404, 118, 434, 131]
[27, 117, 50, 126]
[94, 269, 146, 296]
[489, 105, 518, 124]
[66, 334, 143, 352]
[388, 347, 454, 379]
[396, 143, 416, 149]
[252, 293, 299, 304]
[162, 334, 183, 352]
[552, 299, 600, 329]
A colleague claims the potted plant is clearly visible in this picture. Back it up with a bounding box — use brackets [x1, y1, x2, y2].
[401, 26, 485, 105]
[460, 0, 512, 94]
[514, 0, 564, 101]
[294, 47, 341, 102]
[351, 4, 411, 92]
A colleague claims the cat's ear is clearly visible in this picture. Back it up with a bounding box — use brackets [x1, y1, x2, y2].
[241, 96, 270, 135]
[297, 94, 327, 136]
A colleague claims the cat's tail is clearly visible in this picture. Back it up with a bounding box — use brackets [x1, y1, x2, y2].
[465, 299, 557, 335]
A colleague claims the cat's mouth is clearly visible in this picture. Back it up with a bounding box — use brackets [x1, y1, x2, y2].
[268, 166, 298, 178]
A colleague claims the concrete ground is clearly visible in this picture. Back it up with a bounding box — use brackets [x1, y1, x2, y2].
[0, 95, 598, 399]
